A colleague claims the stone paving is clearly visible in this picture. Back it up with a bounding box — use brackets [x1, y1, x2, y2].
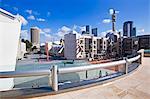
[32, 57, 150, 99]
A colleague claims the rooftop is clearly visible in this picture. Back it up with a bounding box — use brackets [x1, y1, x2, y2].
[33, 57, 150, 99]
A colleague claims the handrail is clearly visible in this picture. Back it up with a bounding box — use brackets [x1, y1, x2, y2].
[59, 60, 126, 74]
[0, 69, 51, 78]
[127, 55, 140, 63]
[0, 54, 141, 91]
[59, 55, 141, 74]
[0, 55, 141, 78]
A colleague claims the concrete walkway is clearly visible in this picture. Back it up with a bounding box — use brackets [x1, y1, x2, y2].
[33, 57, 150, 99]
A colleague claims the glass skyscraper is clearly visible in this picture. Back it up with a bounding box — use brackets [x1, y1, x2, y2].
[92, 28, 98, 36]
[123, 21, 133, 37]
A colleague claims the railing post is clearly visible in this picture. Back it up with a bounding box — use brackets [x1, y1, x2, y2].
[86, 70, 88, 79]
[125, 57, 128, 74]
[138, 52, 142, 64]
[51, 65, 58, 91]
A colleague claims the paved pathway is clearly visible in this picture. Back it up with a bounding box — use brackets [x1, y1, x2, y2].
[32, 57, 150, 99]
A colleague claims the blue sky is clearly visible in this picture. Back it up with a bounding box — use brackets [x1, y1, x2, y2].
[1, 0, 150, 43]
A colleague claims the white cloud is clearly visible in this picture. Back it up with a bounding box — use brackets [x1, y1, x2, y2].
[118, 29, 123, 32]
[16, 14, 28, 26]
[78, 26, 86, 31]
[137, 29, 145, 33]
[13, 7, 18, 11]
[21, 30, 29, 39]
[42, 28, 51, 33]
[25, 10, 32, 14]
[57, 26, 72, 37]
[27, 15, 35, 20]
[39, 28, 53, 42]
[136, 29, 148, 36]
[100, 30, 113, 37]
[56, 26, 82, 40]
[73, 25, 77, 30]
[102, 19, 111, 24]
[25, 9, 40, 16]
[115, 11, 119, 14]
[37, 18, 45, 22]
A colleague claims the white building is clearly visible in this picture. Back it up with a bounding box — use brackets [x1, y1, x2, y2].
[17, 39, 26, 60]
[76, 34, 92, 59]
[102, 37, 108, 51]
[63, 30, 109, 60]
[0, 8, 22, 91]
[76, 34, 108, 59]
[64, 33, 76, 60]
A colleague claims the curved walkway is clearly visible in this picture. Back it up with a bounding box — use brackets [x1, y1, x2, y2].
[34, 57, 150, 99]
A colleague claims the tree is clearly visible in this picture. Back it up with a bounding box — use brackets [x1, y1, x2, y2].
[22, 39, 32, 51]
[32, 46, 37, 51]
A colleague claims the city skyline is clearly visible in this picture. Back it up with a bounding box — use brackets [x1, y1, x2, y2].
[1, 0, 150, 43]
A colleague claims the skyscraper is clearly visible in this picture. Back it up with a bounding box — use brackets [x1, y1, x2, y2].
[123, 21, 133, 37]
[92, 28, 98, 36]
[132, 27, 136, 37]
[86, 25, 90, 34]
[30, 27, 40, 49]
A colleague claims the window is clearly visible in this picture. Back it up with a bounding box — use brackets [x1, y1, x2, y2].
[80, 40, 83, 44]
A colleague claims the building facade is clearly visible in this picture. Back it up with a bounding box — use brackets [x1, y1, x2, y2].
[17, 39, 26, 60]
[86, 25, 90, 34]
[0, 8, 22, 91]
[30, 27, 40, 49]
[123, 21, 133, 37]
[76, 34, 107, 59]
[131, 27, 136, 37]
[92, 28, 98, 37]
[138, 35, 150, 49]
[64, 33, 76, 60]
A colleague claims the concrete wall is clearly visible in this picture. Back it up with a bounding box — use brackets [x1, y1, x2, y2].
[0, 9, 22, 91]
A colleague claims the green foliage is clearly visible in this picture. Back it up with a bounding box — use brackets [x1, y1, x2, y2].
[21, 39, 32, 50]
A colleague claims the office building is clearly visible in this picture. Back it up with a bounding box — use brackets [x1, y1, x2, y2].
[138, 35, 150, 49]
[30, 27, 40, 49]
[123, 21, 133, 37]
[122, 37, 139, 56]
[64, 33, 76, 60]
[92, 28, 98, 36]
[122, 35, 150, 56]
[86, 25, 90, 34]
[131, 27, 136, 37]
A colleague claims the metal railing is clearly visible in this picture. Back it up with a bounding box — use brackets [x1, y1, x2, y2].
[0, 54, 142, 92]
